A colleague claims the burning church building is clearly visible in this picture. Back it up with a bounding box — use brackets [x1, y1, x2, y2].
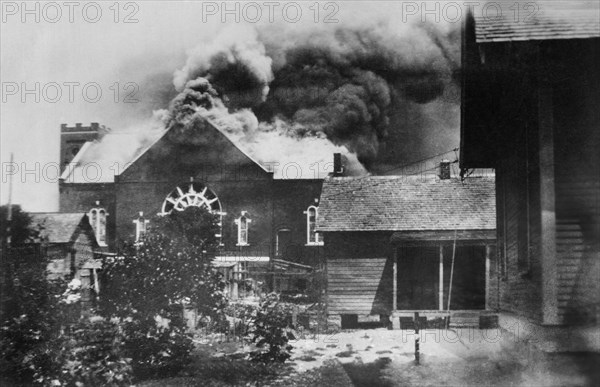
[57, 116, 334, 298]
[52, 14, 498, 316]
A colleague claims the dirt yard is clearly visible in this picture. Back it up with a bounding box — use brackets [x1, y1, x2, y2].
[285, 328, 599, 386]
[144, 328, 599, 386]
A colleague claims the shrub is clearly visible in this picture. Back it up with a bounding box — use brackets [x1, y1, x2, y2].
[250, 294, 296, 363]
[1, 280, 134, 386]
[49, 319, 133, 386]
[0, 314, 57, 384]
[0, 246, 64, 385]
[121, 315, 194, 380]
[221, 302, 259, 337]
[193, 354, 283, 386]
[100, 207, 228, 379]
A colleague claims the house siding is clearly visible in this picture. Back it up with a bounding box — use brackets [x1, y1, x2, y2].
[325, 233, 393, 316]
[553, 68, 600, 325]
[327, 257, 392, 314]
[461, 9, 599, 326]
[497, 155, 542, 322]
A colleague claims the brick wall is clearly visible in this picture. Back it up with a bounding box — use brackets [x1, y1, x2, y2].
[59, 182, 116, 249]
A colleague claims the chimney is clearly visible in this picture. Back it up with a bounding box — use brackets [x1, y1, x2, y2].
[333, 153, 344, 176]
[439, 160, 451, 180]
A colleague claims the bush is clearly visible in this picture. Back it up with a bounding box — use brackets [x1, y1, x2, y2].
[121, 315, 194, 380]
[0, 314, 56, 384]
[1, 311, 134, 387]
[0, 246, 65, 385]
[49, 319, 133, 386]
[100, 207, 228, 379]
[220, 302, 259, 337]
[193, 353, 284, 386]
[250, 294, 296, 363]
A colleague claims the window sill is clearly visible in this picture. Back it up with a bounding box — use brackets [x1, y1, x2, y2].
[236, 243, 250, 247]
[305, 243, 324, 247]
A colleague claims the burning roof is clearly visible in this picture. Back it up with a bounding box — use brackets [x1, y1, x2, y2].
[60, 115, 361, 182]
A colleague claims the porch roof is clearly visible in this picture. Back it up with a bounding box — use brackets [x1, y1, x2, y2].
[317, 175, 495, 232]
[390, 229, 496, 243]
[473, 1, 600, 43]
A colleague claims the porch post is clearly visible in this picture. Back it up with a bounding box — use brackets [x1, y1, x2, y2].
[439, 245, 444, 310]
[485, 244, 490, 310]
[539, 83, 558, 325]
[393, 250, 397, 311]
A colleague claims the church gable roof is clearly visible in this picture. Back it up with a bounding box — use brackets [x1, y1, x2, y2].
[61, 117, 274, 184]
[119, 117, 271, 182]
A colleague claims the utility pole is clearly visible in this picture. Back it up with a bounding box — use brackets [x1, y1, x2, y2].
[5, 153, 14, 248]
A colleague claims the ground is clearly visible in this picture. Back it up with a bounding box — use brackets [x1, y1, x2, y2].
[141, 328, 600, 386]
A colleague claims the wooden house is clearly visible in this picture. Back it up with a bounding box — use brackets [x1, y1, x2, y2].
[317, 166, 496, 328]
[460, 1, 600, 326]
[31, 213, 102, 305]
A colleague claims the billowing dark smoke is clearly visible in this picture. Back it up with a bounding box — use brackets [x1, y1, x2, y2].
[168, 18, 460, 174]
[164, 74, 366, 177]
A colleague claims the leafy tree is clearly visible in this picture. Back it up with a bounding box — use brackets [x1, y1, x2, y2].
[101, 206, 226, 319]
[0, 206, 64, 384]
[0, 206, 135, 386]
[100, 206, 228, 378]
[0, 204, 40, 247]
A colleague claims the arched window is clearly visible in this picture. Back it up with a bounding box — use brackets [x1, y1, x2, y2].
[235, 211, 251, 246]
[160, 182, 225, 245]
[133, 211, 149, 242]
[89, 202, 107, 246]
[305, 205, 324, 246]
[160, 182, 221, 215]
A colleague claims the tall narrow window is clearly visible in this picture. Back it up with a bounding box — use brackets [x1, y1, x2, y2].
[235, 211, 250, 246]
[89, 202, 107, 246]
[133, 212, 149, 242]
[305, 205, 324, 245]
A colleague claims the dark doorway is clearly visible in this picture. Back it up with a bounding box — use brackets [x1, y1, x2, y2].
[397, 244, 486, 310]
[397, 246, 438, 310]
[276, 229, 292, 258]
[443, 245, 486, 310]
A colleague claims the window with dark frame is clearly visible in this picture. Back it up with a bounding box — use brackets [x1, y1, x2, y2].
[305, 205, 324, 246]
[235, 211, 250, 246]
[89, 203, 107, 246]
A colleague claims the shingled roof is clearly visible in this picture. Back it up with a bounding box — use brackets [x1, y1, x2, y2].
[30, 213, 90, 244]
[473, 1, 600, 43]
[317, 175, 495, 232]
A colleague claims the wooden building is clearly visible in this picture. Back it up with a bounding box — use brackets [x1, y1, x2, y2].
[317, 167, 496, 328]
[31, 213, 101, 304]
[460, 1, 600, 326]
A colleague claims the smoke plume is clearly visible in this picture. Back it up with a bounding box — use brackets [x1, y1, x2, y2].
[77, 14, 460, 180]
[166, 18, 459, 174]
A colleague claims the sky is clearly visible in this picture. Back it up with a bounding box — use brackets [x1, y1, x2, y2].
[1, 1, 461, 212]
